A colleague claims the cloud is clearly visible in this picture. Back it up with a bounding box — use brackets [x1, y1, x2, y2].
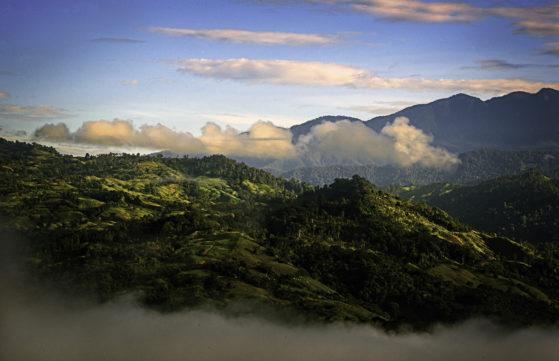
[541, 41, 559, 57]
[34, 123, 70, 140]
[121, 79, 140, 86]
[33, 117, 457, 168]
[0, 91, 10, 99]
[2, 261, 558, 361]
[173, 58, 559, 94]
[34, 119, 296, 158]
[349, 101, 416, 115]
[175, 58, 371, 86]
[91, 37, 144, 43]
[489, 4, 559, 38]
[473, 59, 526, 70]
[148, 27, 343, 46]
[0, 71, 15, 76]
[296, 118, 459, 168]
[381, 117, 459, 167]
[262, 1, 559, 38]
[0, 103, 72, 121]
[348, 0, 483, 23]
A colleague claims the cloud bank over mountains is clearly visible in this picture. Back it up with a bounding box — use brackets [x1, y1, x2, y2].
[34, 117, 459, 169]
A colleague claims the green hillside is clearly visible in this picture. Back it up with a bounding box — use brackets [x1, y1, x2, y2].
[386, 170, 559, 245]
[1, 138, 559, 330]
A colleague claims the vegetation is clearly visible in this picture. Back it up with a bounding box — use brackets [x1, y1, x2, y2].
[277, 148, 559, 186]
[386, 169, 559, 245]
[1, 138, 559, 330]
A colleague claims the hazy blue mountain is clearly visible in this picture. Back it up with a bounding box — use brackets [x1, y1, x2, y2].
[365, 88, 559, 152]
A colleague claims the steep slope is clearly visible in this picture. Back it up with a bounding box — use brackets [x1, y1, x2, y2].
[1, 138, 559, 330]
[386, 170, 559, 245]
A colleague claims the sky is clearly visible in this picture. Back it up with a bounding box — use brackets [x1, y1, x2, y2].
[1, 0, 559, 155]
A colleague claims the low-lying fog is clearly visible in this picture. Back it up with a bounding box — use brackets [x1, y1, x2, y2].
[1, 231, 558, 361]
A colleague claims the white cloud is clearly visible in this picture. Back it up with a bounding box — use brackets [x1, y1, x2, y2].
[175, 58, 370, 87]
[348, 0, 483, 23]
[381, 117, 459, 167]
[121, 80, 140, 87]
[148, 27, 343, 46]
[296, 118, 459, 168]
[0, 91, 10, 99]
[174, 58, 559, 94]
[35, 119, 296, 159]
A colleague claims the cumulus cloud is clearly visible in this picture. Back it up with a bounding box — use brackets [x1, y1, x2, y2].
[35, 119, 295, 158]
[0, 103, 72, 121]
[34, 123, 70, 140]
[148, 27, 342, 46]
[173, 58, 559, 94]
[33, 117, 457, 168]
[381, 117, 459, 167]
[0, 91, 10, 99]
[296, 118, 459, 168]
[121, 79, 140, 86]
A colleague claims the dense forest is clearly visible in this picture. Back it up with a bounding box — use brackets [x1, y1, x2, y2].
[277, 149, 559, 186]
[385, 170, 559, 245]
[1, 138, 559, 330]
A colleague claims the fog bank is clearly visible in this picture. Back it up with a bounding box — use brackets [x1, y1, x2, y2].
[2, 283, 558, 361]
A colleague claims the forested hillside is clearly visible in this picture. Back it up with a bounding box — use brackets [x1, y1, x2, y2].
[386, 170, 559, 245]
[1, 138, 559, 330]
[278, 149, 559, 186]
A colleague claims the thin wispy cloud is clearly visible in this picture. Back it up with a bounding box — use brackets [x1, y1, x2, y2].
[91, 37, 144, 43]
[463, 58, 559, 70]
[542, 41, 559, 57]
[349, 100, 416, 115]
[267, 1, 559, 37]
[121, 79, 140, 87]
[0, 91, 10, 99]
[173, 58, 559, 94]
[472, 59, 526, 70]
[0, 71, 16, 76]
[0, 103, 72, 121]
[148, 27, 344, 46]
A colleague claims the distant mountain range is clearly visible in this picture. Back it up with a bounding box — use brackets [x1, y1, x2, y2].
[292, 88, 559, 153]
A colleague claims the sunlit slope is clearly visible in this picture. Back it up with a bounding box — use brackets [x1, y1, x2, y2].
[1, 138, 558, 330]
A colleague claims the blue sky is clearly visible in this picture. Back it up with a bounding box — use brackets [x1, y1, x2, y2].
[1, 0, 558, 155]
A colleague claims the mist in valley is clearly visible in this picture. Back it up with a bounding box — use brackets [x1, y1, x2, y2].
[1, 228, 558, 361]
